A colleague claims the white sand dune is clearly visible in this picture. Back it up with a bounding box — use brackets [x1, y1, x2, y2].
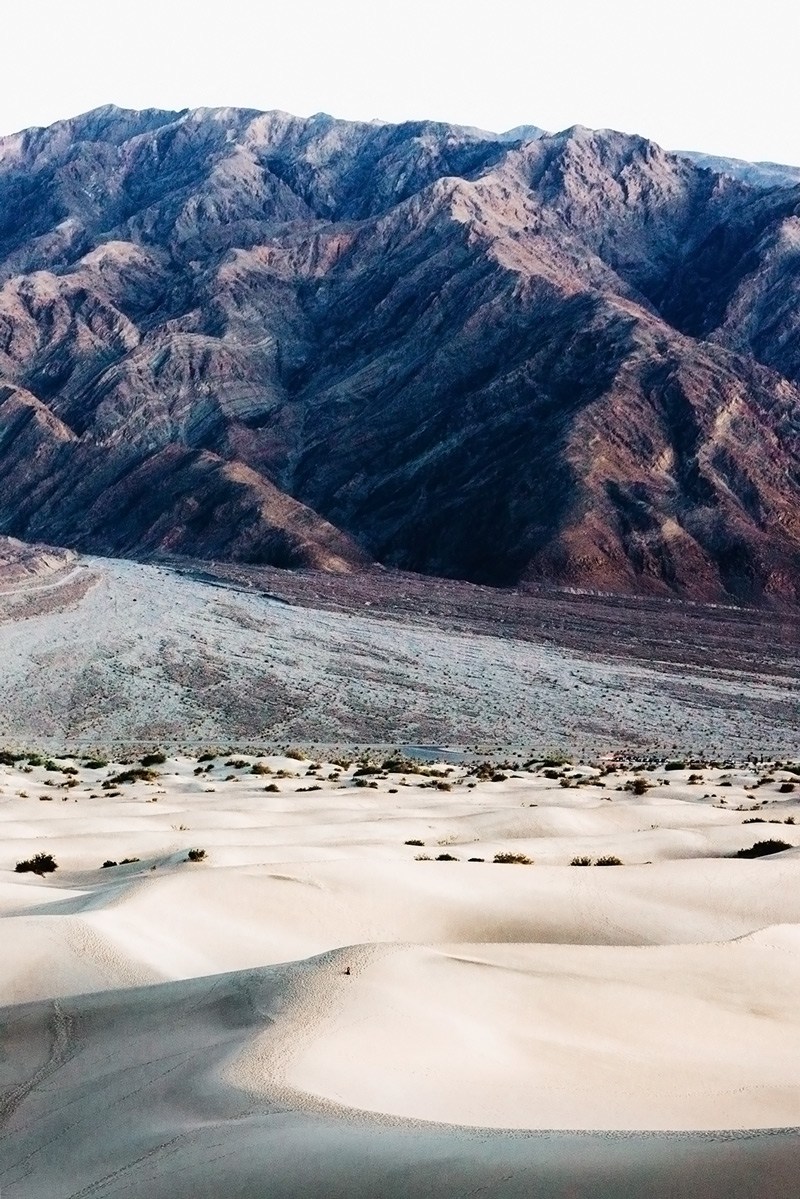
[2, 752, 800, 1195]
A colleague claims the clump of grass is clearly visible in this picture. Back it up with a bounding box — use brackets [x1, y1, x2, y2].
[414, 853, 432, 860]
[121, 857, 140, 864]
[570, 855, 592, 866]
[186, 848, 207, 862]
[735, 839, 792, 858]
[436, 852, 459, 861]
[595, 855, 623, 866]
[225, 758, 248, 769]
[15, 852, 58, 875]
[250, 763, 272, 775]
[286, 749, 307, 761]
[493, 852, 533, 865]
[405, 839, 425, 846]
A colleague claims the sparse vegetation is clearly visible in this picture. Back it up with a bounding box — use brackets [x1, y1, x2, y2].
[285, 749, 307, 761]
[103, 768, 159, 787]
[735, 840, 792, 858]
[140, 752, 166, 767]
[595, 855, 623, 866]
[15, 852, 58, 875]
[102, 860, 117, 868]
[263, 783, 280, 792]
[493, 851, 532, 865]
[83, 758, 108, 769]
[570, 856, 592, 866]
[405, 839, 425, 846]
[436, 852, 459, 861]
[186, 848, 207, 862]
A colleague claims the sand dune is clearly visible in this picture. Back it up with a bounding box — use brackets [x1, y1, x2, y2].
[2, 749, 800, 1195]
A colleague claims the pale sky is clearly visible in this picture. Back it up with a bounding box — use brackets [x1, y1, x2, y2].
[4, 0, 798, 165]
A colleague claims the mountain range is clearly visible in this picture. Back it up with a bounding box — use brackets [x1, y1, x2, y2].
[1, 104, 799, 602]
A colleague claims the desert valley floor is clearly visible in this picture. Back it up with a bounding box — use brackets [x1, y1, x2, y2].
[1, 544, 799, 1197]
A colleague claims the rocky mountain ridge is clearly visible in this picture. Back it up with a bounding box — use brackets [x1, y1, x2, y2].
[0, 105, 799, 602]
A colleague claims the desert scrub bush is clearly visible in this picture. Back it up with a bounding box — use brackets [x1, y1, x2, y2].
[26, 753, 44, 767]
[354, 765, 381, 777]
[779, 782, 796, 793]
[250, 763, 272, 775]
[15, 852, 58, 875]
[331, 757, 352, 769]
[354, 778, 370, 788]
[197, 752, 215, 762]
[665, 760, 686, 770]
[382, 756, 421, 774]
[743, 817, 766, 823]
[735, 839, 792, 858]
[0, 749, 24, 765]
[542, 755, 571, 768]
[493, 852, 533, 865]
[405, 839, 425, 846]
[436, 781, 452, 791]
[468, 857, 485, 862]
[83, 758, 108, 770]
[264, 783, 280, 792]
[626, 778, 649, 795]
[595, 855, 623, 866]
[225, 758, 248, 769]
[436, 853, 459, 861]
[103, 768, 159, 787]
[570, 856, 592, 866]
[121, 857, 140, 864]
[285, 749, 306, 761]
[102, 860, 117, 868]
[140, 752, 167, 767]
[415, 853, 432, 860]
[186, 848, 207, 862]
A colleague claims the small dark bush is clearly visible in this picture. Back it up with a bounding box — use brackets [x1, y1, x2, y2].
[83, 758, 108, 770]
[627, 778, 648, 795]
[436, 853, 459, 861]
[0, 749, 24, 765]
[494, 852, 533, 865]
[198, 752, 215, 762]
[543, 769, 560, 779]
[405, 839, 425, 846]
[570, 856, 592, 866]
[743, 817, 765, 824]
[187, 848, 207, 862]
[354, 765, 381, 776]
[436, 781, 452, 791]
[354, 778, 370, 788]
[491, 773, 508, 783]
[665, 760, 686, 770]
[26, 753, 45, 767]
[102, 860, 117, 868]
[140, 752, 166, 767]
[595, 855, 623, 866]
[15, 852, 58, 875]
[542, 756, 570, 768]
[121, 857, 140, 864]
[285, 749, 306, 761]
[225, 758, 248, 769]
[779, 782, 796, 793]
[735, 840, 792, 858]
[468, 857, 485, 862]
[251, 763, 272, 775]
[264, 783, 280, 792]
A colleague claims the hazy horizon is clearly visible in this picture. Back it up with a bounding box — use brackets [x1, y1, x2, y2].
[3, 0, 799, 167]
